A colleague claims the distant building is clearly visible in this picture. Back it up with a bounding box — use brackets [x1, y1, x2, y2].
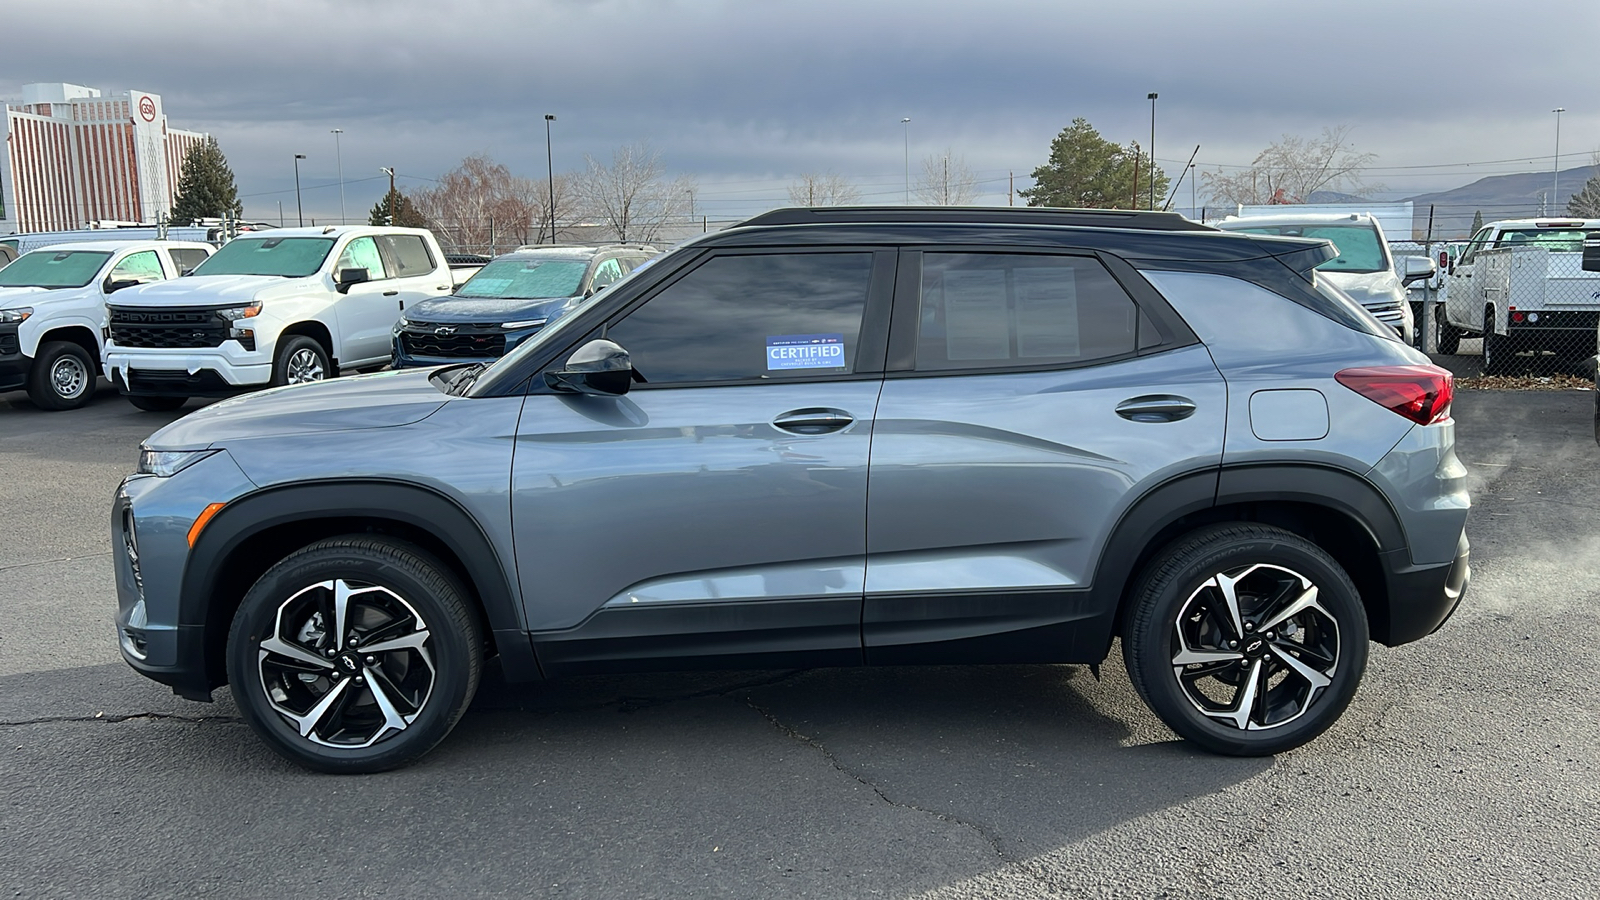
[0, 83, 208, 234]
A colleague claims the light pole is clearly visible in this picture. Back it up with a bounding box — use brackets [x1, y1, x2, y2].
[1552, 107, 1565, 212]
[331, 129, 346, 224]
[293, 154, 306, 226]
[544, 114, 557, 243]
[901, 117, 911, 205]
[1189, 162, 1196, 220]
[1147, 92, 1158, 209]
[380, 167, 395, 225]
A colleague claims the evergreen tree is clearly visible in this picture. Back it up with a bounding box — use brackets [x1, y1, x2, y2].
[1019, 118, 1168, 210]
[1565, 176, 1600, 218]
[1470, 210, 1484, 235]
[368, 189, 427, 227]
[168, 137, 242, 225]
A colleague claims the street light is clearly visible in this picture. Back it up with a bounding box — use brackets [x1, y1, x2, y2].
[380, 167, 395, 225]
[901, 117, 911, 205]
[1147, 92, 1158, 209]
[1553, 107, 1565, 213]
[331, 129, 346, 224]
[293, 154, 306, 226]
[544, 114, 557, 243]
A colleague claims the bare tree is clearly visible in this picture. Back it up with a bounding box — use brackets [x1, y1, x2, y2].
[412, 154, 568, 253]
[913, 151, 980, 205]
[575, 142, 692, 243]
[787, 172, 862, 207]
[1203, 126, 1382, 206]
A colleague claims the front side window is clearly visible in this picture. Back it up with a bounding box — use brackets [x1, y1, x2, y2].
[604, 252, 873, 385]
[1459, 227, 1494, 266]
[192, 237, 335, 277]
[335, 237, 388, 280]
[915, 253, 1139, 371]
[0, 250, 112, 289]
[109, 250, 166, 284]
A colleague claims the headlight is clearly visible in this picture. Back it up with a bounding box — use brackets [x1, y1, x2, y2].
[502, 318, 547, 330]
[217, 304, 261, 321]
[0, 307, 33, 324]
[137, 448, 219, 477]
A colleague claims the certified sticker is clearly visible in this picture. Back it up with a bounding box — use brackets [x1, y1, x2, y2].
[766, 333, 846, 371]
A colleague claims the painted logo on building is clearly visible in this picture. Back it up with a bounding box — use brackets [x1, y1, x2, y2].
[138, 96, 156, 122]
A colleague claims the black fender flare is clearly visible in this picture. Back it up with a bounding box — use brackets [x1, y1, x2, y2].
[181, 479, 541, 685]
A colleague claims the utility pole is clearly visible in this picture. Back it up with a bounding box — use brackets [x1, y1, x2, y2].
[1147, 92, 1158, 209]
[901, 118, 911, 205]
[1552, 107, 1565, 212]
[380, 167, 395, 225]
[544, 114, 557, 243]
[331, 128, 346, 224]
[293, 154, 306, 226]
[1009, 171, 1014, 206]
[942, 156, 949, 206]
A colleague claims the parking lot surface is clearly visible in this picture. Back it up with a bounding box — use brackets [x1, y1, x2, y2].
[2, 379, 1596, 899]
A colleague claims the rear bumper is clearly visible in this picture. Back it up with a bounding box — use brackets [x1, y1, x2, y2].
[1378, 533, 1470, 646]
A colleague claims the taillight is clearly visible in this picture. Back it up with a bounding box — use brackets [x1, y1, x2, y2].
[1335, 365, 1453, 425]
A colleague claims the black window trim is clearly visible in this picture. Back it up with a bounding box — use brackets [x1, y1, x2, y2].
[885, 245, 1197, 378]
[520, 245, 898, 394]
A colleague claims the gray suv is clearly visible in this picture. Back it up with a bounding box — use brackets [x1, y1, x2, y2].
[113, 207, 1471, 772]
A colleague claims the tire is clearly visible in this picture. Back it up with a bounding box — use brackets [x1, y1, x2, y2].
[1122, 523, 1369, 757]
[26, 340, 95, 410]
[226, 536, 483, 773]
[1436, 317, 1460, 356]
[273, 335, 330, 386]
[127, 394, 188, 412]
[1482, 307, 1509, 376]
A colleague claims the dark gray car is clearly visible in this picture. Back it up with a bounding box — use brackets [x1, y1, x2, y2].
[113, 207, 1470, 772]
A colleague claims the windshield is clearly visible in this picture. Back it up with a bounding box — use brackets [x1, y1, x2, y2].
[192, 237, 335, 277]
[1493, 228, 1598, 252]
[0, 250, 112, 289]
[457, 257, 588, 300]
[1233, 224, 1388, 274]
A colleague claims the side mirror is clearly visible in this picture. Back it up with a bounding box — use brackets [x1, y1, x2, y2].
[104, 278, 142, 294]
[1584, 236, 1600, 273]
[1400, 255, 1437, 285]
[545, 339, 633, 396]
[335, 267, 370, 294]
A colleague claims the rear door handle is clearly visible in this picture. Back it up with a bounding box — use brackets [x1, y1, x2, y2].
[772, 408, 855, 434]
[1116, 395, 1196, 423]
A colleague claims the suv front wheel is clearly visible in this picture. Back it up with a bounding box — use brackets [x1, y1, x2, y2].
[1122, 524, 1368, 756]
[226, 536, 484, 773]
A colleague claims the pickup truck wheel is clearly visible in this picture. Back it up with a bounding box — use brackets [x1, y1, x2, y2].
[128, 395, 188, 412]
[274, 336, 329, 386]
[1122, 523, 1368, 757]
[1436, 318, 1461, 355]
[226, 536, 483, 774]
[1482, 308, 1509, 376]
[26, 341, 95, 410]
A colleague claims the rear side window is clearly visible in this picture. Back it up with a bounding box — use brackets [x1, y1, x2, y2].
[169, 248, 210, 274]
[914, 253, 1138, 371]
[605, 252, 873, 384]
[381, 234, 437, 277]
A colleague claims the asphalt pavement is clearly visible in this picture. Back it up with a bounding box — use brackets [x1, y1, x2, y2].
[1, 378, 1596, 899]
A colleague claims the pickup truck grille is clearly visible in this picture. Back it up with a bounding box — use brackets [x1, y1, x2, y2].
[398, 323, 508, 359]
[109, 307, 230, 349]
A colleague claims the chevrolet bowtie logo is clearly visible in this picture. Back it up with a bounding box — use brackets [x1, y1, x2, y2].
[434, 325, 457, 336]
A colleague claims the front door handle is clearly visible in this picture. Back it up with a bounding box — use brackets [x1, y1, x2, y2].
[1116, 395, 1196, 423]
[772, 408, 855, 435]
[383, 290, 399, 297]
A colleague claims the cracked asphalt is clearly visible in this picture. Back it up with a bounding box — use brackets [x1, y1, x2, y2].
[2, 380, 1597, 899]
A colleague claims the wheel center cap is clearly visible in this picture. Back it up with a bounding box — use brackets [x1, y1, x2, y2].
[1242, 636, 1269, 659]
[337, 654, 361, 673]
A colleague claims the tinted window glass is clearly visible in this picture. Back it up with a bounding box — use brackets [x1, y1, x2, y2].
[0, 250, 111, 288]
[1230, 224, 1387, 273]
[109, 250, 166, 283]
[336, 237, 387, 280]
[605, 252, 873, 384]
[193, 237, 334, 277]
[381, 234, 436, 277]
[590, 258, 624, 290]
[459, 257, 588, 299]
[916, 253, 1137, 371]
[169, 248, 210, 274]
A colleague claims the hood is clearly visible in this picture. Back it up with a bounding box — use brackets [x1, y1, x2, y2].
[0, 285, 58, 307]
[405, 293, 576, 324]
[111, 274, 323, 308]
[1320, 269, 1402, 306]
[145, 367, 453, 449]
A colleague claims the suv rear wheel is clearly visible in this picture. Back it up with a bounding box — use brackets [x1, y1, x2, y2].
[1122, 524, 1368, 756]
[226, 536, 483, 773]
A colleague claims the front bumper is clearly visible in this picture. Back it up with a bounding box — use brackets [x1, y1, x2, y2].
[0, 324, 27, 392]
[1377, 533, 1470, 646]
[106, 347, 271, 396]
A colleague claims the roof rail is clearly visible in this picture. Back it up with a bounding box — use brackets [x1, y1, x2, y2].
[736, 206, 1214, 232]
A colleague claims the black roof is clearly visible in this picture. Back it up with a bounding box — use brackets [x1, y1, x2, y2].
[738, 206, 1214, 232]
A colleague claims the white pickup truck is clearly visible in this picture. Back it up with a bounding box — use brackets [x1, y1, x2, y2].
[1439, 219, 1600, 370]
[0, 240, 214, 410]
[104, 225, 453, 411]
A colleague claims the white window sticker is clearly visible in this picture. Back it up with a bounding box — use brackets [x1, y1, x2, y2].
[1014, 267, 1079, 358]
[767, 334, 846, 371]
[942, 270, 1010, 360]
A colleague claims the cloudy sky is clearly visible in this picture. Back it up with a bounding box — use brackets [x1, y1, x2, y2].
[5, 0, 1596, 224]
